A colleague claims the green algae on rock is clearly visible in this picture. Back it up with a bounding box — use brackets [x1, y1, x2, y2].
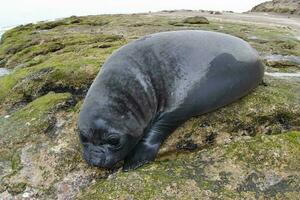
[0, 92, 72, 146]
[0, 12, 299, 109]
[159, 76, 300, 156]
[183, 16, 209, 24]
[0, 11, 299, 199]
[0, 30, 125, 107]
[78, 132, 300, 200]
[251, 0, 300, 15]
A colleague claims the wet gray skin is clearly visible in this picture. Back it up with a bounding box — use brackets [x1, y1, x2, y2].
[78, 30, 265, 171]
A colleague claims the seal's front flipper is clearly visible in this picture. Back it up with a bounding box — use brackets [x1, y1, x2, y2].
[123, 120, 168, 171]
[123, 115, 164, 171]
[123, 141, 159, 171]
[123, 113, 184, 171]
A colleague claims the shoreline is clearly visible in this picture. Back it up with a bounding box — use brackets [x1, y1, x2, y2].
[0, 26, 15, 39]
[1, 9, 299, 37]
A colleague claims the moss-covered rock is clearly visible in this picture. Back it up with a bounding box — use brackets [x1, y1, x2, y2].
[78, 132, 300, 199]
[0, 92, 72, 146]
[251, 0, 300, 15]
[0, 11, 299, 108]
[0, 32, 125, 106]
[183, 16, 209, 24]
[0, 11, 299, 199]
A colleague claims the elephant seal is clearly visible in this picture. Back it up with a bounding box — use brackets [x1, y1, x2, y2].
[78, 30, 264, 171]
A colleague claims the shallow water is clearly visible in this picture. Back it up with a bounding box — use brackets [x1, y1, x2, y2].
[248, 36, 258, 40]
[263, 54, 300, 65]
[265, 72, 300, 78]
[0, 28, 6, 38]
[0, 68, 10, 77]
[0, 26, 15, 39]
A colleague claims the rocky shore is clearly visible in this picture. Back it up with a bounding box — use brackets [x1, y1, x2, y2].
[251, 0, 300, 15]
[0, 11, 299, 199]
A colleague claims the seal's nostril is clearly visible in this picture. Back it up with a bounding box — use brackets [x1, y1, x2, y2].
[92, 149, 103, 154]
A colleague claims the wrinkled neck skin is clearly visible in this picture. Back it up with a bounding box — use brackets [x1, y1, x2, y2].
[78, 91, 147, 162]
[78, 59, 160, 166]
[79, 96, 146, 141]
[81, 70, 155, 139]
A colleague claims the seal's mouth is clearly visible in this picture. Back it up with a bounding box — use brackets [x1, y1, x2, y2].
[83, 145, 106, 167]
[90, 157, 106, 167]
[83, 146, 123, 169]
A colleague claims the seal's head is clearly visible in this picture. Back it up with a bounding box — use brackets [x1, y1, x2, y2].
[78, 116, 139, 168]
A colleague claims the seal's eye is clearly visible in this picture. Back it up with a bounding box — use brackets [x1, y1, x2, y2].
[107, 136, 120, 145]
